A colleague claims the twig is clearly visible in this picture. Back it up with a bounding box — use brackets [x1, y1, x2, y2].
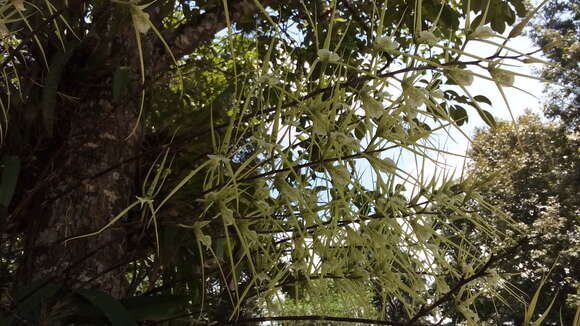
[215, 315, 427, 326]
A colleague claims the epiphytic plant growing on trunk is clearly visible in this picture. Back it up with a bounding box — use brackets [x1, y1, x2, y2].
[0, 0, 557, 325]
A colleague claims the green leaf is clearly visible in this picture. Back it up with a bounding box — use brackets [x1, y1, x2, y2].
[470, 14, 484, 30]
[0, 312, 11, 326]
[530, 294, 558, 326]
[509, 0, 528, 17]
[354, 121, 366, 140]
[42, 48, 75, 137]
[450, 106, 469, 126]
[476, 108, 496, 128]
[113, 67, 130, 100]
[444, 90, 460, 100]
[0, 155, 20, 214]
[488, 2, 510, 34]
[474, 95, 492, 106]
[491, 17, 506, 34]
[15, 281, 62, 322]
[76, 289, 137, 326]
[121, 295, 190, 321]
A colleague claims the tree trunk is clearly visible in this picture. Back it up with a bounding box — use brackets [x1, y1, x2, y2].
[10, 1, 283, 323]
[11, 6, 145, 304]
[19, 90, 139, 296]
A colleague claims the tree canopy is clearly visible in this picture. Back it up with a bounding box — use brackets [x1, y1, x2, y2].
[0, 0, 570, 325]
[466, 112, 579, 325]
[529, 0, 580, 130]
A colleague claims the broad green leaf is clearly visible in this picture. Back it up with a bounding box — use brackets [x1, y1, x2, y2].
[121, 295, 190, 321]
[15, 281, 62, 322]
[450, 106, 469, 126]
[509, 0, 528, 17]
[112, 66, 130, 100]
[77, 289, 137, 326]
[474, 95, 492, 106]
[42, 47, 75, 136]
[0, 155, 20, 208]
[475, 108, 496, 128]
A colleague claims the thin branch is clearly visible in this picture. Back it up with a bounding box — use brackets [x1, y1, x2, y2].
[0, 8, 66, 70]
[215, 315, 428, 326]
[162, 0, 286, 62]
[201, 144, 400, 197]
[188, 51, 539, 142]
[271, 209, 443, 245]
[405, 237, 529, 325]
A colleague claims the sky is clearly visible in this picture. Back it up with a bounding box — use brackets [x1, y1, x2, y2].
[420, 0, 549, 175]
[260, 4, 550, 312]
[266, 3, 550, 197]
[426, 33, 546, 172]
[358, 32, 547, 194]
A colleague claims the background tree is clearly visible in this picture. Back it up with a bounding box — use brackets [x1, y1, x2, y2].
[454, 2, 580, 323]
[465, 113, 579, 325]
[529, 0, 580, 130]
[0, 0, 553, 325]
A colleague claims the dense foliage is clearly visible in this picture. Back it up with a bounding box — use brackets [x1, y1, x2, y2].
[467, 113, 579, 325]
[0, 0, 567, 325]
[529, 0, 580, 130]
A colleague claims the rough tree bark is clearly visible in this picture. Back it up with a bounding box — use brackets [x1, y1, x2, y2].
[20, 92, 139, 297]
[17, 22, 142, 305]
[11, 0, 283, 323]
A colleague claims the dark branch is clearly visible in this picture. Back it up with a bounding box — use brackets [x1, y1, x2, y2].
[215, 315, 428, 326]
[405, 237, 529, 325]
[164, 0, 285, 60]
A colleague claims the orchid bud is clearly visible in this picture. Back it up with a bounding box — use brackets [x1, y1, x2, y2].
[130, 6, 151, 34]
[430, 89, 444, 99]
[317, 49, 341, 64]
[374, 36, 399, 53]
[0, 21, 8, 36]
[192, 221, 212, 248]
[366, 155, 396, 173]
[12, 0, 25, 11]
[402, 80, 427, 107]
[311, 111, 330, 135]
[446, 69, 474, 86]
[361, 94, 384, 119]
[469, 25, 496, 39]
[402, 104, 418, 119]
[417, 30, 438, 45]
[327, 164, 350, 186]
[489, 66, 515, 87]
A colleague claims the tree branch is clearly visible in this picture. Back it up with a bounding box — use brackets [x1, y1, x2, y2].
[215, 315, 428, 326]
[164, 0, 285, 60]
[187, 51, 538, 142]
[405, 237, 529, 325]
